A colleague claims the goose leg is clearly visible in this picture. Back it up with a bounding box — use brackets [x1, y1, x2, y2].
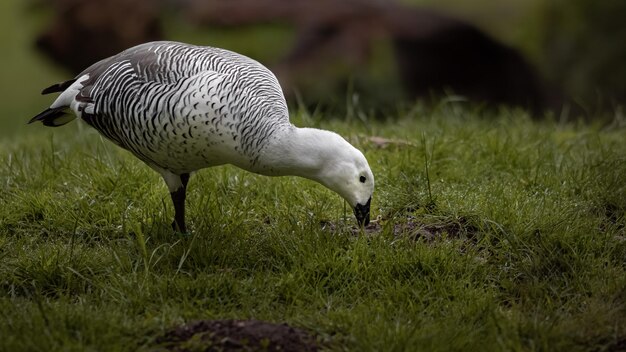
[161, 171, 191, 233]
[175, 173, 191, 232]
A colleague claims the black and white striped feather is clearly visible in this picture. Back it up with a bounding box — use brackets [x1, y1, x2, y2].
[35, 41, 291, 174]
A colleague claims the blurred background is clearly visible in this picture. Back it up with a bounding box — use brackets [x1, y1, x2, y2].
[1, 0, 625, 137]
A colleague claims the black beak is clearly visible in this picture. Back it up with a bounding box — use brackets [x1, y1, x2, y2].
[354, 197, 371, 227]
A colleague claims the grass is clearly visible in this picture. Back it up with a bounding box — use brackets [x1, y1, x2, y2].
[1, 102, 625, 351]
[0, 1, 625, 349]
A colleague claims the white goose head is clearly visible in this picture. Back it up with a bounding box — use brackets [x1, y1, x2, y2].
[259, 127, 374, 226]
[313, 136, 374, 226]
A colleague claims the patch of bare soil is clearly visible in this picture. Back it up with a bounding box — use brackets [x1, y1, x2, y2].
[155, 319, 319, 352]
[322, 214, 480, 242]
[391, 215, 480, 242]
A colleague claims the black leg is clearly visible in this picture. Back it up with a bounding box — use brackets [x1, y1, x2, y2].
[170, 187, 186, 233]
[170, 172, 190, 233]
[181, 173, 190, 189]
[160, 171, 191, 234]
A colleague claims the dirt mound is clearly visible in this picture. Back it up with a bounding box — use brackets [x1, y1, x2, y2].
[155, 319, 319, 352]
[322, 214, 480, 242]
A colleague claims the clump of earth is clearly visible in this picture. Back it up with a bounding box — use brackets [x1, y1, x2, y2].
[321, 214, 480, 242]
[155, 319, 319, 352]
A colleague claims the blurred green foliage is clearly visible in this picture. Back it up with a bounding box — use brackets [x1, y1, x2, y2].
[403, 0, 625, 110]
[0, 0, 623, 140]
[539, 0, 626, 109]
[0, 0, 65, 137]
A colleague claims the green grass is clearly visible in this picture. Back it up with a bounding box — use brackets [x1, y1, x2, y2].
[0, 1, 625, 349]
[1, 104, 625, 351]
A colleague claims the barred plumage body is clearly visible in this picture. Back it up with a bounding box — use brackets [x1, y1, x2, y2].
[73, 41, 290, 173]
[32, 41, 374, 233]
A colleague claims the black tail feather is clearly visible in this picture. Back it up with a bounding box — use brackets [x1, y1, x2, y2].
[41, 79, 77, 95]
[28, 107, 69, 127]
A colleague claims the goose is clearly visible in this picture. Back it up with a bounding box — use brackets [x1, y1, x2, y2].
[30, 41, 374, 233]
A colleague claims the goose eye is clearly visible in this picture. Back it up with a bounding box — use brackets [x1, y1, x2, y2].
[359, 176, 366, 183]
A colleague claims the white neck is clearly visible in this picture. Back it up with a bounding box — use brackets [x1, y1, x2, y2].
[255, 127, 346, 180]
[251, 125, 373, 210]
